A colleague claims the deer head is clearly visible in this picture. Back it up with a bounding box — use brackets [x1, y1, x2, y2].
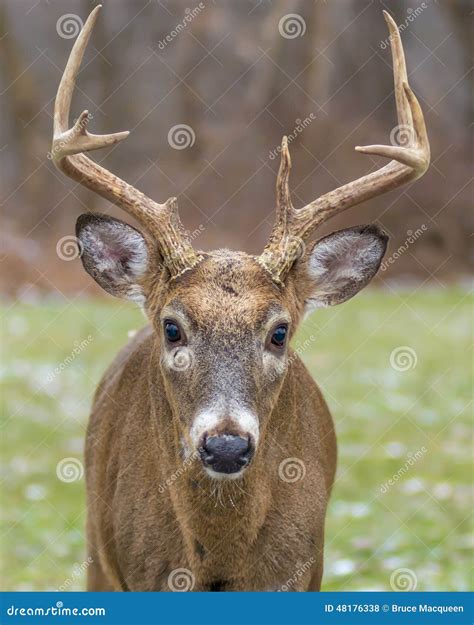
[52, 7, 429, 479]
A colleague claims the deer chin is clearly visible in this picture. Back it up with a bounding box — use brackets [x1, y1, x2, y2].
[204, 466, 248, 481]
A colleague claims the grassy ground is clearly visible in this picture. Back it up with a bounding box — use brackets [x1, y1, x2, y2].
[1, 287, 472, 591]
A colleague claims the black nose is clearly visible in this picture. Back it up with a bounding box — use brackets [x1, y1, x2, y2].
[199, 435, 253, 474]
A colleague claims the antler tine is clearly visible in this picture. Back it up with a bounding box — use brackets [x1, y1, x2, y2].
[354, 11, 429, 165]
[258, 138, 302, 281]
[277, 136, 293, 212]
[258, 11, 430, 285]
[52, 5, 201, 279]
[383, 10, 412, 129]
[267, 137, 293, 246]
[53, 6, 128, 151]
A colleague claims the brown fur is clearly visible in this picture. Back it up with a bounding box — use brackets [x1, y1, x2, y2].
[85, 251, 337, 591]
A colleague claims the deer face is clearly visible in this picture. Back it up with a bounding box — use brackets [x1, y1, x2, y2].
[77, 217, 388, 479]
[153, 251, 297, 478]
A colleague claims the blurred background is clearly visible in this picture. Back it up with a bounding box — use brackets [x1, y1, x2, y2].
[1, 0, 472, 295]
[1, 0, 472, 591]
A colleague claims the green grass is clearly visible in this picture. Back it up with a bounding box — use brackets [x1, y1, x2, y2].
[1, 288, 472, 591]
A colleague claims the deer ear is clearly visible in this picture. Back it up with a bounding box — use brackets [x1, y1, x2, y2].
[76, 213, 149, 304]
[295, 225, 388, 314]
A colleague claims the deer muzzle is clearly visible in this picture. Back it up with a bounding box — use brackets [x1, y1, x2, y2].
[199, 434, 254, 475]
[190, 408, 259, 478]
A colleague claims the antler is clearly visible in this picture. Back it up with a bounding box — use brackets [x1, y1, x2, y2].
[258, 11, 430, 284]
[52, 5, 201, 279]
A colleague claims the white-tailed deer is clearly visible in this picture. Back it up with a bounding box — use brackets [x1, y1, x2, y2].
[52, 6, 429, 591]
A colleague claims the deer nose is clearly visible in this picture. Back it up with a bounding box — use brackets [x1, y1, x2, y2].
[199, 434, 253, 474]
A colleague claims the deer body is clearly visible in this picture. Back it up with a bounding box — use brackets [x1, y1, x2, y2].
[52, 7, 429, 592]
[86, 314, 336, 591]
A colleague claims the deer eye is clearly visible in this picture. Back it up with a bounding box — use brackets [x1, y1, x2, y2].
[270, 324, 288, 347]
[164, 320, 181, 343]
